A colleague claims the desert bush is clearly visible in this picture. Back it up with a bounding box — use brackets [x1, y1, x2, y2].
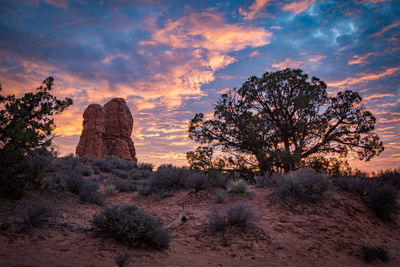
[207, 171, 228, 188]
[128, 168, 152, 180]
[335, 176, 399, 220]
[107, 178, 137, 192]
[78, 181, 105, 205]
[115, 251, 131, 267]
[274, 168, 331, 205]
[144, 165, 189, 195]
[227, 179, 247, 194]
[65, 173, 85, 194]
[255, 173, 273, 188]
[185, 172, 209, 191]
[215, 190, 226, 203]
[137, 162, 154, 171]
[208, 202, 258, 232]
[19, 201, 55, 234]
[362, 245, 388, 263]
[112, 169, 129, 179]
[93, 156, 136, 173]
[378, 169, 400, 189]
[103, 184, 119, 196]
[91, 205, 170, 250]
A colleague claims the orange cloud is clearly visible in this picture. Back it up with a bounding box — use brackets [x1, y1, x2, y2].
[348, 52, 375, 65]
[272, 58, 303, 69]
[239, 0, 270, 20]
[328, 67, 400, 88]
[363, 93, 395, 100]
[370, 21, 400, 38]
[282, 0, 316, 15]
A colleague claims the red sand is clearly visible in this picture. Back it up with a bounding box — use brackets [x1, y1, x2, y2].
[1, 186, 399, 266]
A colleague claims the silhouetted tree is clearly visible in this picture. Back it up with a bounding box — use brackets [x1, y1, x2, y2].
[188, 68, 383, 173]
[0, 77, 73, 198]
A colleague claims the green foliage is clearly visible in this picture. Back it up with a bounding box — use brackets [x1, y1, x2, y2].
[91, 205, 170, 250]
[0, 77, 72, 199]
[188, 69, 383, 173]
[93, 156, 136, 173]
[106, 178, 137, 192]
[273, 168, 331, 205]
[208, 202, 258, 232]
[215, 190, 226, 203]
[227, 179, 247, 194]
[103, 184, 119, 196]
[115, 252, 131, 267]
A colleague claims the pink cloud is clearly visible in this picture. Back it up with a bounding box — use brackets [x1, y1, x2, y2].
[348, 52, 375, 65]
[370, 21, 400, 38]
[282, 0, 316, 15]
[239, 0, 270, 20]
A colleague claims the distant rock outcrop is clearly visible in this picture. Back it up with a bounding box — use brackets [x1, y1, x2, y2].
[76, 98, 137, 161]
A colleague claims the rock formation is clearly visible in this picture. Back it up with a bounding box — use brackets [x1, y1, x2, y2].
[76, 98, 137, 161]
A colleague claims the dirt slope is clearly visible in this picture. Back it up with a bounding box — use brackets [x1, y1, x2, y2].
[1, 186, 399, 266]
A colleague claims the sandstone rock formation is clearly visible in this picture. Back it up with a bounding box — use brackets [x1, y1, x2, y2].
[76, 98, 137, 161]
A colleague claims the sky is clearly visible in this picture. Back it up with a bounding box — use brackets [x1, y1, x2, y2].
[0, 0, 399, 171]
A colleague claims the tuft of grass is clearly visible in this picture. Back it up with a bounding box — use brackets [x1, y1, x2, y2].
[115, 251, 131, 267]
[273, 168, 331, 205]
[362, 245, 388, 263]
[227, 179, 247, 194]
[208, 202, 258, 233]
[103, 184, 119, 196]
[215, 190, 226, 203]
[91, 205, 170, 250]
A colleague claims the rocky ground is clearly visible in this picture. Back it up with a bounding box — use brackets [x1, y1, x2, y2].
[1, 182, 399, 267]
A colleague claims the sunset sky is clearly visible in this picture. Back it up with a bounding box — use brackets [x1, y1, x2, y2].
[0, 0, 399, 171]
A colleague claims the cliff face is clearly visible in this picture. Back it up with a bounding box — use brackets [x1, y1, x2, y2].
[76, 98, 137, 161]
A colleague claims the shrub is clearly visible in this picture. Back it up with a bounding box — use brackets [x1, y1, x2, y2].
[379, 169, 400, 189]
[144, 165, 189, 195]
[129, 168, 152, 180]
[185, 172, 209, 191]
[115, 252, 131, 267]
[65, 174, 105, 205]
[78, 181, 105, 206]
[207, 171, 228, 188]
[274, 168, 331, 205]
[107, 178, 137, 192]
[103, 184, 119, 196]
[335, 176, 399, 220]
[255, 173, 272, 188]
[91, 205, 170, 250]
[208, 202, 258, 232]
[19, 201, 55, 234]
[137, 162, 154, 171]
[227, 179, 247, 194]
[362, 246, 388, 263]
[93, 156, 136, 173]
[112, 169, 129, 179]
[215, 190, 226, 203]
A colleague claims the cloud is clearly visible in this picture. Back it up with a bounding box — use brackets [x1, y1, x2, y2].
[282, 0, 316, 15]
[370, 21, 400, 38]
[271, 55, 325, 69]
[363, 93, 395, 101]
[239, 0, 270, 20]
[44, 0, 68, 9]
[348, 52, 375, 65]
[328, 67, 400, 88]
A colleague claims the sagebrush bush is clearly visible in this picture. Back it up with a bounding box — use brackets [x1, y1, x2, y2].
[111, 169, 129, 179]
[144, 165, 189, 195]
[362, 245, 388, 263]
[91, 205, 170, 250]
[335, 176, 399, 220]
[137, 162, 154, 171]
[128, 168, 152, 180]
[207, 171, 228, 188]
[107, 178, 137, 192]
[227, 179, 247, 194]
[185, 172, 209, 191]
[103, 184, 119, 196]
[379, 169, 400, 189]
[65, 174, 105, 205]
[273, 168, 331, 205]
[115, 251, 131, 267]
[19, 201, 55, 234]
[215, 190, 226, 203]
[208, 202, 258, 232]
[93, 156, 136, 173]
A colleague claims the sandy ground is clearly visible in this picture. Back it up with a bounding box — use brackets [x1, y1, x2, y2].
[1, 185, 399, 267]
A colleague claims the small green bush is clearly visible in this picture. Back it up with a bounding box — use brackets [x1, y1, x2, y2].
[65, 174, 105, 205]
[115, 251, 131, 267]
[103, 184, 119, 196]
[362, 245, 388, 263]
[228, 179, 247, 194]
[274, 168, 331, 205]
[208, 202, 258, 232]
[215, 190, 226, 203]
[144, 165, 189, 195]
[107, 178, 137, 192]
[91, 205, 170, 250]
[93, 156, 136, 173]
[112, 169, 129, 179]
